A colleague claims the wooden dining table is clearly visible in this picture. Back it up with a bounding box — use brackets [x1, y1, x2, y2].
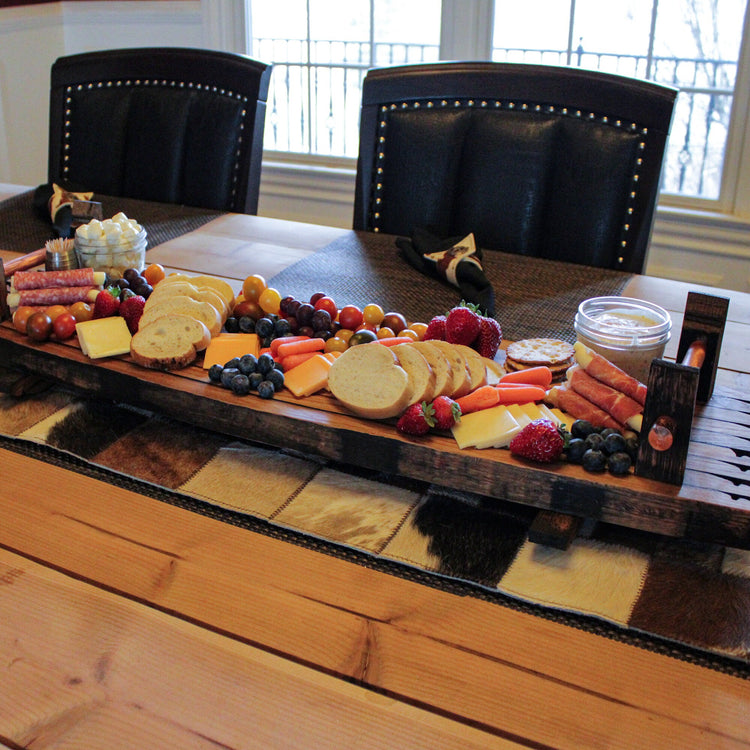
[1, 185, 749, 749]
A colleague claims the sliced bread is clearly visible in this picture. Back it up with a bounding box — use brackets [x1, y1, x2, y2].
[130, 314, 211, 370]
[147, 280, 228, 322]
[426, 340, 472, 398]
[410, 341, 454, 397]
[328, 342, 411, 420]
[454, 344, 488, 391]
[165, 273, 235, 309]
[138, 295, 222, 338]
[391, 342, 436, 405]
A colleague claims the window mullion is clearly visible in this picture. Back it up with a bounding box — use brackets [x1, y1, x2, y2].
[440, 0, 494, 59]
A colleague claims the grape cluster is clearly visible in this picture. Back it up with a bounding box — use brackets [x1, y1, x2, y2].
[113, 267, 154, 301]
[208, 352, 285, 399]
[224, 312, 293, 347]
[563, 419, 639, 476]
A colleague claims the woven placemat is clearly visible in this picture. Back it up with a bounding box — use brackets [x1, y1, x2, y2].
[270, 231, 633, 342]
[0, 189, 223, 255]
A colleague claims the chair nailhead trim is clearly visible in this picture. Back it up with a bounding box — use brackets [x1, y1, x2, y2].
[370, 96, 650, 267]
[62, 81, 250, 206]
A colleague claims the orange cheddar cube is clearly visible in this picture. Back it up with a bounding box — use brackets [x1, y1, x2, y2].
[283, 352, 335, 397]
[202, 333, 260, 369]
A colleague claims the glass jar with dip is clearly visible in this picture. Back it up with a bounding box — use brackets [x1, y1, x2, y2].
[574, 296, 672, 383]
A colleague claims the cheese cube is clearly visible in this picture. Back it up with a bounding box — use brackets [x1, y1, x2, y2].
[283, 353, 334, 397]
[75, 317, 132, 359]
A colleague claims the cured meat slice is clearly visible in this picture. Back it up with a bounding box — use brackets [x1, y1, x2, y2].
[12, 268, 100, 290]
[567, 365, 643, 431]
[13, 286, 97, 306]
[574, 342, 648, 405]
[546, 384, 625, 431]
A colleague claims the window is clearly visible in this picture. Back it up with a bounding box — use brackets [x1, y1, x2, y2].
[249, 0, 750, 210]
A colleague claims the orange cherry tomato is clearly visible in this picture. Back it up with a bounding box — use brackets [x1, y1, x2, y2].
[242, 274, 267, 303]
[335, 328, 355, 344]
[376, 326, 396, 339]
[325, 336, 349, 353]
[12, 306, 36, 333]
[45, 304, 68, 323]
[407, 322, 428, 340]
[398, 328, 419, 341]
[362, 303, 385, 326]
[69, 301, 94, 323]
[143, 262, 166, 286]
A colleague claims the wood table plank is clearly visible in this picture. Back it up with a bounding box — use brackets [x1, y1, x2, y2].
[0, 548, 515, 750]
[2, 448, 748, 749]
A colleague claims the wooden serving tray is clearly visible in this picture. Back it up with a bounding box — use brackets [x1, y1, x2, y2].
[2, 321, 750, 549]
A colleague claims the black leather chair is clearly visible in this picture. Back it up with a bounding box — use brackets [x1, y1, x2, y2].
[48, 48, 272, 214]
[354, 62, 677, 273]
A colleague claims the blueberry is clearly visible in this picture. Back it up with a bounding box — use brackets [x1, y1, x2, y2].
[274, 318, 292, 337]
[603, 432, 627, 455]
[565, 437, 587, 463]
[208, 363, 224, 383]
[230, 373, 251, 396]
[608, 451, 632, 475]
[257, 380, 275, 399]
[238, 354, 258, 375]
[224, 357, 241, 370]
[224, 317, 240, 333]
[220, 367, 240, 388]
[571, 419, 597, 439]
[625, 435, 640, 460]
[256, 352, 276, 376]
[265, 368, 285, 392]
[255, 317, 274, 338]
[585, 432, 605, 451]
[582, 449, 607, 472]
[274, 360, 285, 372]
[248, 372, 264, 390]
[238, 315, 256, 333]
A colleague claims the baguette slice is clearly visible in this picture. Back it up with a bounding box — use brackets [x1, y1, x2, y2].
[328, 343, 411, 420]
[410, 341, 454, 397]
[426, 340, 472, 398]
[130, 314, 211, 370]
[137, 295, 222, 338]
[454, 344, 488, 391]
[146, 281, 228, 322]
[392, 342, 436, 405]
[165, 273, 235, 309]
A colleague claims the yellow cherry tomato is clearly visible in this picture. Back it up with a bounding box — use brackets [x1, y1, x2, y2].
[242, 273, 267, 303]
[335, 328, 355, 344]
[325, 336, 349, 353]
[258, 286, 282, 315]
[12, 306, 36, 333]
[406, 322, 428, 340]
[362, 303, 385, 326]
[398, 328, 419, 341]
[69, 301, 94, 323]
[376, 326, 395, 339]
[44, 304, 68, 323]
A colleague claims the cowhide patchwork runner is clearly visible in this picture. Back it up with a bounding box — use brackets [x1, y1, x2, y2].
[2, 370, 749, 677]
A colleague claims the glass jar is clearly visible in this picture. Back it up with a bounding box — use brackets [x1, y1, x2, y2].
[574, 296, 672, 383]
[75, 214, 147, 280]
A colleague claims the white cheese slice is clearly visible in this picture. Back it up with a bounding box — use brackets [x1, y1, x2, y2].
[451, 405, 522, 449]
[76, 317, 132, 359]
[506, 403, 532, 428]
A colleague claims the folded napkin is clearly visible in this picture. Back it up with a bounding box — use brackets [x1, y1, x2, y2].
[33, 182, 98, 239]
[396, 229, 495, 316]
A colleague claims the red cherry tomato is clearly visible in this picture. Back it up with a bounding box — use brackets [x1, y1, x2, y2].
[313, 295, 338, 319]
[338, 304, 363, 330]
[52, 312, 77, 340]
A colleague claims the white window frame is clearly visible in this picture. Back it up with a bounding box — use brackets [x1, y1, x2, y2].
[208, 0, 750, 289]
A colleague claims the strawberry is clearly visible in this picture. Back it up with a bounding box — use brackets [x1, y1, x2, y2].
[445, 305, 481, 345]
[424, 314, 447, 341]
[396, 402, 435, 436]
[475, 316, 502, 359]
[119, 294, 146, 334]
[431, 395, 461, 430]
[92, 288, 121, 319]
[509, 418, 565, 463]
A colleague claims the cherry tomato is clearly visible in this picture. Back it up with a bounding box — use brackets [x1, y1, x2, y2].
[45, 304, 68, 323]
[69, 301, 94, 323]
[143, 262, 166, 286]
[362, 303, 385, 326]
[398, 328, 419, 341]
[12, 306, 36, 333]
[407, 322, 428, 340]
[52, 312, 77, 340]
[325, 336, 349, 353]
[242, 274, 267, 303]
[382, 312, 408, 334]
[26, 312, 53, 342]
[233, 299, 263, 320]
[258, 286, 282, 315]
[335, 328, 355, 344]
[309, 292, 326, 305]
[313, 295, 337, 320]
[376, 326, 395, 339]
[349, 329, 378, 346]
[338, 304, 363, 330]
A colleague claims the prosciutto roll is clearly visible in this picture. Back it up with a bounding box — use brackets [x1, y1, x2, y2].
[12, 268, 100, 290]
[567, 365, 643, 431]
[546, 384, 625, 432]
[573, 342, 648, 405]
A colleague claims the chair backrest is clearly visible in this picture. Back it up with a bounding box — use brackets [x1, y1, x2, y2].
[48, 47, 272, 214]
[354, 62, 677, 273]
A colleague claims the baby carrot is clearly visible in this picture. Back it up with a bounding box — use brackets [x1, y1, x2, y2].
[494, 384, 546, 404]
[376, 336, 414, 347]
[275, 336, 326, 359]
[280, 350, 318, 371]
[456, 385, 501, 414]
[498, 366, 553, 389]
[270, 335, 308, 357]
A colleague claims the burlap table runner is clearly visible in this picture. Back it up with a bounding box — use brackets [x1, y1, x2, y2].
[0, 189, 222, 255]
[270, 231, 633, 340]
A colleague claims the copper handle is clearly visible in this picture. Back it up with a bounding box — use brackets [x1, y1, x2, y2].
[2, 248, 46, 277]
[682, 338, 706, 369]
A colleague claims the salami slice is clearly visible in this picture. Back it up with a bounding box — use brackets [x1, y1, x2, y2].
[546, 384, 625, 431]
[14, 286, 97, 306]
[12, 268, 99, 290]
[567, 365, 643, 431]
[573, 342, 648, 405]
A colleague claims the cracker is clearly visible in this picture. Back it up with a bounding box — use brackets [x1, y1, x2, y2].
[505, 338, 575, 367]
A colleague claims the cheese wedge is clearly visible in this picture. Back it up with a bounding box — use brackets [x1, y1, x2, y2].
[76, 316, 132, 359]
[284, 352, 335, 397]
[451, 405, 522, 449]
[202, 333, 260, 369]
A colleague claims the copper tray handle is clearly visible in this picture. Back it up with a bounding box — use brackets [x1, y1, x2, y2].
[2, 247, 46, 277]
